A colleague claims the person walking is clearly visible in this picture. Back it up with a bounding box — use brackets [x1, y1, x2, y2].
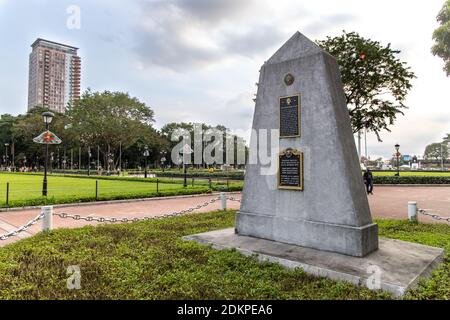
[363, 168, 374, 195]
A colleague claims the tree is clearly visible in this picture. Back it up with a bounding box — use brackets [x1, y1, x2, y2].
[432, 0, 450, 76]
[160, 122, 247, 167]
[443, 133, 450, 143]
[317, 31, 415, 141]
[66, 90, 158, 169]
[0, 114, 17, 166]
[12, 107, 67, 168]
[424, 142, 449, 162]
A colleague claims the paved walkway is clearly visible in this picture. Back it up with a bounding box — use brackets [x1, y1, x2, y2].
[0, 186, 449, 246]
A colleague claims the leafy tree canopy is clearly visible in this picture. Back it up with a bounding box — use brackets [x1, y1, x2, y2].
[318, 31, 415, 141]
[67, 90, 156, 149]
[432, 0, 450, 76]
[424, 142, 449, 161]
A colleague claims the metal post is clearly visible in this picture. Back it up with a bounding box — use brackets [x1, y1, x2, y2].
[107, 145, 110, 174]
[192, 178, 194, 187]
[209, 178, 212, 189]
[119, 141, 122, 173]
[97, 145, 100, 171]
[6, 182, 9, 209]
[220, 192, 227, 211]
[79, 146, 81, 171]
[88, 146, 91, 176]
[95, 180, 98, 200]
[11, 142, 15, 171]
[408, 201, 418, 222]
[42, 206, 53, 231]
[43, 142, 49, 196]
[183, 163, 187, 187]
[157, 179, 159, 193]
[144, 156, 148, 179]
[227, 179, 230, 191]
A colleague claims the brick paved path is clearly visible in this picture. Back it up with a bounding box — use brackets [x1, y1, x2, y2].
[1, 186, 449, 246]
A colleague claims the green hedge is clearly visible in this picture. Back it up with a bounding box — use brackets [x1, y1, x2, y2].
[373, 176, 450, 184]
[150, 170, 245, 180]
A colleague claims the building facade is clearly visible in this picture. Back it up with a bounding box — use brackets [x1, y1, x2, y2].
[27, 39, 81, 114]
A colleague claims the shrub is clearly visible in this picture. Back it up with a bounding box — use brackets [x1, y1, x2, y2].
[373, 176, 450, 185]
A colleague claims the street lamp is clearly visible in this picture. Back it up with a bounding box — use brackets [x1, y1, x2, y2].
[88, 147, 91, 176]
[180, 144, 193, 188]
[394, 144, 400, 177]
[160, 151, 166, 173]
[4, 143, 9, 168]
[143, 146, 150, 178]
[439, 141, 450, 171]
[42, 111, 54, 196]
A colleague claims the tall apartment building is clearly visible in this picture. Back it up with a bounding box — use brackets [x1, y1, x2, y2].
[27, 38, 81, 113]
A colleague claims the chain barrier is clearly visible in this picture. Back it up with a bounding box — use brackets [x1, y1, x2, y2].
[0, 194, 243, 241]
[0, 212, 44, 241]
[418, 209, 450, 222]
[53, 196, 222, 223]
[226, 196, 241, 203]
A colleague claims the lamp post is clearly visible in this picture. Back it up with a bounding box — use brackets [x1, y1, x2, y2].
[4, 143, 9, 168]
[42, 111, 54, 196]
[88, 146, 91, 176]
[160, 151, 166, 172]
[97, 145, 100, 172]
[394, 144, 400, 177]
[441, 141, 450, 171]
[143, 146, 149, 179]
[180, 144, 193, 188]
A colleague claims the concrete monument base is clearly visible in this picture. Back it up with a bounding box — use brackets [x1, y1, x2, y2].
[237, 211, 379, 257]
[183, 228, 444, 297]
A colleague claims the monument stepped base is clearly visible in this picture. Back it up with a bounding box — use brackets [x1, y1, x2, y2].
[183, 228, 444, 297]
[236, 211, 379, 257]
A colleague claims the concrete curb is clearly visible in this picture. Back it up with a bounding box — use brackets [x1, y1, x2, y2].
[0, 191, 242, 213]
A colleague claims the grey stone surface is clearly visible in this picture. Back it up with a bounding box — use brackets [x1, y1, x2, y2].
[183, 228, 444, 297]
[236, 31, 378, 256]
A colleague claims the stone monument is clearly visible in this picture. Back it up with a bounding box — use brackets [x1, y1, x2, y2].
[184, 31, 444, 296]
[235, 31, 377, 257]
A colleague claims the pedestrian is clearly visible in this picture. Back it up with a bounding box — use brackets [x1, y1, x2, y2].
[363, 168, 374, 195]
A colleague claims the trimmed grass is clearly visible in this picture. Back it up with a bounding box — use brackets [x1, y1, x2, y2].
[0, 173, 209, 208]
[0, 211, 448, 299]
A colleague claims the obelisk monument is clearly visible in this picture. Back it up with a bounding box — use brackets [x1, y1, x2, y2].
[235, 31, 378, 257]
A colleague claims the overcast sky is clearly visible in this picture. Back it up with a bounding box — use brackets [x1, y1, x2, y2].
[0, 0, 448, 159]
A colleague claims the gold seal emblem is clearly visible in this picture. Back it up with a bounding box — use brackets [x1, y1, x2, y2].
[284, 73, 295, 86]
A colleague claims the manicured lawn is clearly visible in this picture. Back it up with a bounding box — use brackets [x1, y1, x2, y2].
[0, 173, 209, 208]
[0, 210, 448, 299]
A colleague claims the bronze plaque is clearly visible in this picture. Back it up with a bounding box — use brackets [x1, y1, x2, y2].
[278, 148, 303, 190]
[279, 94, 300, 138]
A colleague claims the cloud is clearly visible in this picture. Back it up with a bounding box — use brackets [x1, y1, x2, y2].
[303, 13, 357, 36]
[222, 26, 285, 58]
[133, 0, 286, 71]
